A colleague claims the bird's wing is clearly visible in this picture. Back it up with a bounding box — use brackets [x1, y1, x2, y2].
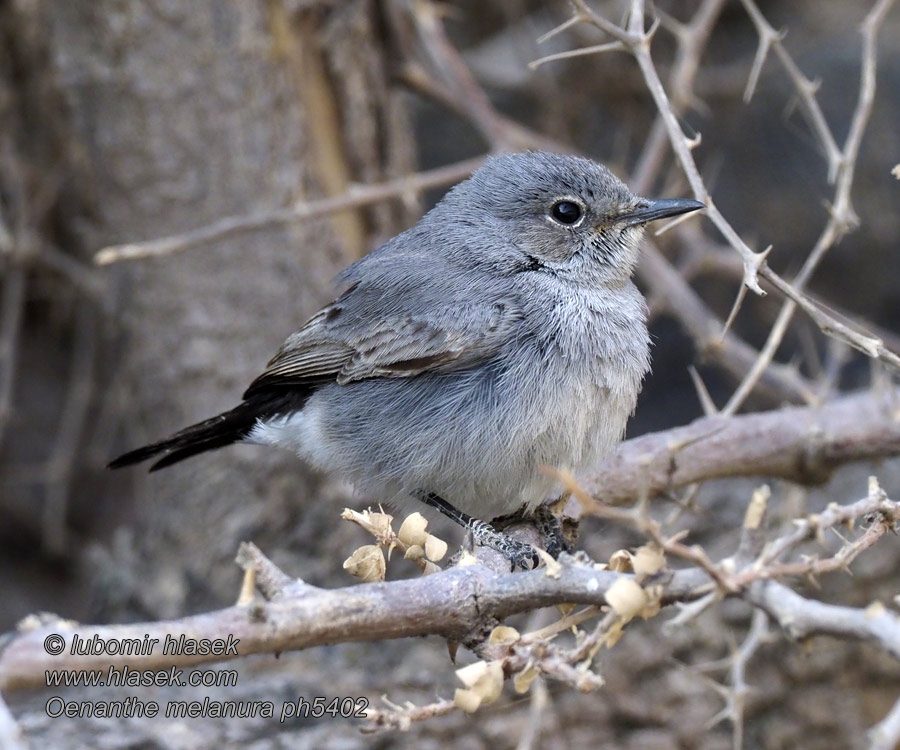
[243, 287, 521, 399]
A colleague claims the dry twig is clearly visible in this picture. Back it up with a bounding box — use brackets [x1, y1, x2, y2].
[93, 158, 484, 265]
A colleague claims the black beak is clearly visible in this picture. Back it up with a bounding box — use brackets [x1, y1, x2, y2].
[617, 197, 705, 227]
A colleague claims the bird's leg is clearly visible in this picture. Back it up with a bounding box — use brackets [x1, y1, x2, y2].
[417, 492, 540, 570]
[492, 504, 572, 559]
[530, 504, 573, 559]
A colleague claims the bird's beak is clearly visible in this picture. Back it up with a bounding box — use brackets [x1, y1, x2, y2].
[616, 197, 705, 227]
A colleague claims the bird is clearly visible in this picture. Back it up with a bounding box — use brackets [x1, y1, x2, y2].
[110, 151, 704, 567]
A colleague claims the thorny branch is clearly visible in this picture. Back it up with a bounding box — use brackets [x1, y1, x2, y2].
[723, 0, 897, 414]
[691, 609, 771, 750]
[8, 0, 895, 743]
[1, 480, 898, 739]
[566, 0, 769, 293]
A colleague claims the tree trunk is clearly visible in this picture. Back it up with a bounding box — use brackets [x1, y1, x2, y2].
[5, 0, 413, 620]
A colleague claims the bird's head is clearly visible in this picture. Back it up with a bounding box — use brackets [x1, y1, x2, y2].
[448, 151, 704, 284]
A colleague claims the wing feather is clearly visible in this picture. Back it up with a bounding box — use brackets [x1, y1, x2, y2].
[244, 294, 519, 399]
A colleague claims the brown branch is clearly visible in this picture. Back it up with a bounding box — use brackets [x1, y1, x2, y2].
[581, 388, 900, 505]
[757, 479, 893, 567]
[3, 482, 898, 710]
[93, 157, 485, 265]
[729, 486, 900, 588]
[0, 562, 711, 693]
[5, 391, 898, 693]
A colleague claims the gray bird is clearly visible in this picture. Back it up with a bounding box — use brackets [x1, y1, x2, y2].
[110, 151, 703, 567]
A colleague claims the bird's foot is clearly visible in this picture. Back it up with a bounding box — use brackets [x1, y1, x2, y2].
[468, 518, 540, 570]
[531, 504, 573, 559]
[491, 504, 572, 560]
[417, 491, 543, 570]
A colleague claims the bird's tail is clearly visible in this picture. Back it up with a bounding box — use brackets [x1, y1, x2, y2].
[108, 390, 307, 472]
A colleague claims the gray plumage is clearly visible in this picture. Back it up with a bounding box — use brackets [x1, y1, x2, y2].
[111, 151, 703, 524]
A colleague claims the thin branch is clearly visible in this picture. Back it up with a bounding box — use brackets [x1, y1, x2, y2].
[760, 480, 891, 567]
[629, 0, 728, 194]
[363, 697, 457, 733]
[722, 0, 896, 412]
[529, 40, 626, 70]
[705, 609, 769, 750]
[738, 519, 890, 585]
[639, 242, 817, 404]
[555, 0, 899, 409]
[515, 677, 550, 750]
[93, 158, 485, 265]
[760, 265, 900, 371]
[574, 0, 767, 292]
[738, 0, 843, 180]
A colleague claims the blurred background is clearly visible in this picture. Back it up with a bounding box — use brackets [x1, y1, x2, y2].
[1, 0, 898, 747]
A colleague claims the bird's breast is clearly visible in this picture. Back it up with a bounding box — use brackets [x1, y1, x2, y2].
[506, 284, 650, 471]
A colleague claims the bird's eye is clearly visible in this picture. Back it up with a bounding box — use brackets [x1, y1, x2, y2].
[550, 200, 583, 226]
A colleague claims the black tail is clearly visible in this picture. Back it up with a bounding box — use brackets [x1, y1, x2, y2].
[108, 389, 309, 472]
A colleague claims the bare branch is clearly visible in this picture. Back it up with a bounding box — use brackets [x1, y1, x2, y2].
[747, 579, 900, 661]
[0, 562, 711, 693]
[529, 40, 626, 70]
[738, 0, 843, 179]
[704, 609, 770, 750]
[723, 0, 896, 411]
[760, 265, 900, 371]
[93, 158, 485, 266]
[363, 697, 456, 733]
[639, 243, 817, 405]
[582, 388, 900, 505]
[630, 0, 727, 194]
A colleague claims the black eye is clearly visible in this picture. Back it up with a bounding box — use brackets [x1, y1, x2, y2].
[550, 200, 583, 225]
